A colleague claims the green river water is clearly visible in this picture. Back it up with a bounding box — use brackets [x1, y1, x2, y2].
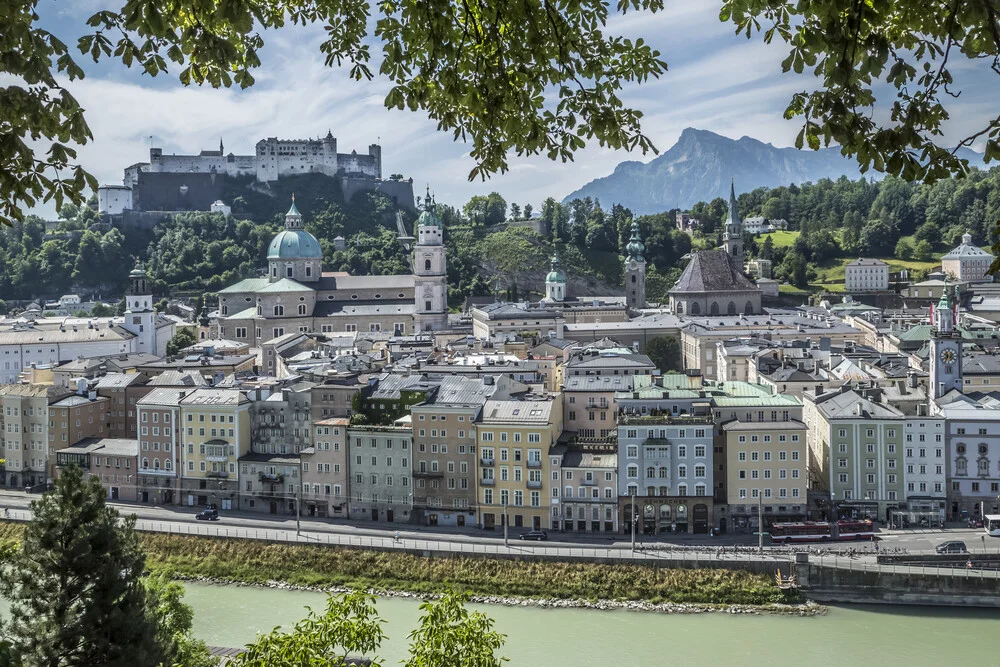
[181, 583, 998, 666]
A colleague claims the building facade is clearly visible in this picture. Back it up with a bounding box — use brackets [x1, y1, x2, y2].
[178, 388, 250, 508]
[940, 232, 995, 282]
[845, 259, 890, 292]
[303, 417, 350, 518]
[348, 422, 414, 523]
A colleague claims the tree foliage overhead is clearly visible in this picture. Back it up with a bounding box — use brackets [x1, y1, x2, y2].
[722, 0, 1000, 181]
[3, 0, 671, 225]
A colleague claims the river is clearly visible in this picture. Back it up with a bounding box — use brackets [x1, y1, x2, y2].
[181, 583, 996, 665]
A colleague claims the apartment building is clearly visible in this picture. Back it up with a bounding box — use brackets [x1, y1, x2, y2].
[933, 391, 1000, 520]
[248, 383, 314, 455]
[411, 376, 505, 527]
[238, 452, 301, 515]
[136, 388, 189, 504]
[903, 416, 947, 519]
[0, 384, 71, 487]
[617, 413, 716, 534]
[303, 417, 350, 518]
[178, 388, 250, 508]
[551, 440, 618, 533]
[476, 397, 563, 532]
[47, 393, 109, 479]
[348, 420, 413, 523]
[95, 372, 152, 438]
[308, 373, 365, 421]
[562, 375, 627, 438]
[804, 387, 906, 521]
[723, 420, 809, 532]
[56, 437, 138, 501]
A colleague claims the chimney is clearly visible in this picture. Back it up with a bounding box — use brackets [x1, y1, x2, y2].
[854, 402, 863, 417]
[88, 390, 97, 401]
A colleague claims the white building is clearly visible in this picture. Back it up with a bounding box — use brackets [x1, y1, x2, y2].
[933, 390, 1000, 520]
[845, 258, 890, 292]
[940, 232, 995, 282]
[903, 417, 946, 518]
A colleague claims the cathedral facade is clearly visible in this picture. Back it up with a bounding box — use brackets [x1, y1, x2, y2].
[214, 197, 447, 347]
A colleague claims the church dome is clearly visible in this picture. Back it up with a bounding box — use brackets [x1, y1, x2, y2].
[545, 254, 567, 284]
[267, 229, 323, 260]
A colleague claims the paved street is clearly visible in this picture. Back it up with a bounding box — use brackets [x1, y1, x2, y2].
[2, 489, 996, 558]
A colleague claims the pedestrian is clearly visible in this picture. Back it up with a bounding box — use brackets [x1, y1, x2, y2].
[967, 559, 973, 569]
[394, 530, 400, 543]
[874, 540, 879, 553]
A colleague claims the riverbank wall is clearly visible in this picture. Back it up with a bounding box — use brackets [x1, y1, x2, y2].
[795, 554, 1000, 608]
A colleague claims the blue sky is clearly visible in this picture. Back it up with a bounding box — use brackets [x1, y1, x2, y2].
[31, 2, 1000, 217]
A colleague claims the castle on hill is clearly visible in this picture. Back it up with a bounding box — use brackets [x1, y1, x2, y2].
[98, 132, 414, 217]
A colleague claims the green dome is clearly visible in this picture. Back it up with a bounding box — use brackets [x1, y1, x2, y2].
[267, 229, 322, 260]
[128, 265, 147, 278]
[626, 221, 645, 260]
[545, 254, 567, 283]
[417, 208, 443, 228]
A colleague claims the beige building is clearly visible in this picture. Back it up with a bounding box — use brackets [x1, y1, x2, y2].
[303, 417, 350, 518]
[940, 232, 995, 282]
[179, 388, 251, 509]
[551, 440, 619, 533]
[723, 420, 809, 531]
[844, 258, 889, 292]
[476, 397, 563, 532]
[562, 375, 627, 438]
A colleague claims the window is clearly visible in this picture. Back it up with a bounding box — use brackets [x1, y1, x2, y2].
[273, 305, 284, 316]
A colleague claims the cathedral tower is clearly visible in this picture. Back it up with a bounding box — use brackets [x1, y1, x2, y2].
[413, 191, 448, 332]
[122, 262, 157, 354]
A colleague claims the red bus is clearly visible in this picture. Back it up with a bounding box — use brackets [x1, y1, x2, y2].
[836, 519, 875, 541]
[769, 521, 832, 544]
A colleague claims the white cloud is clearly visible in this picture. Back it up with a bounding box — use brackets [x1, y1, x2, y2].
[23, 2, 1000, 218]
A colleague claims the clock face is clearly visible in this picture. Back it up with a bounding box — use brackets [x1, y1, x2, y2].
[940, 348, 957, 364]
[629, 260, 637, 270]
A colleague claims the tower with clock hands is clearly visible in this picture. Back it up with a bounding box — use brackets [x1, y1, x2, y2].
[929, 281, 963, 398]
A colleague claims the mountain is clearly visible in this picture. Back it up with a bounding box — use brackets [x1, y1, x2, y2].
[562, 127, 985, 214]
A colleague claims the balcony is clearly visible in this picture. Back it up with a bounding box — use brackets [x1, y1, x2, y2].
[414, 469, 444, 478]
[206, 471, 229, 479]
[582, 478, 597, 486]
[480, 477, 495, 486]
[527, 480, 542, 489]
[618, 413, 713, 426]
[480, 457, 494, 466]
[527, 460, 542, 469]
[258, 472, 285, 484]
[205, 443, 229, 462]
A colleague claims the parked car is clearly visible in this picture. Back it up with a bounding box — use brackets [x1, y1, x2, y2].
[519, 530, 548, 541]
[935, 540, 968, 554]
[195, 508, 219, 521]
[967, 518, 984, 529]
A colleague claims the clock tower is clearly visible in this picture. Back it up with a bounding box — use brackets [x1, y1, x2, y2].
[929, 282, 962, 398]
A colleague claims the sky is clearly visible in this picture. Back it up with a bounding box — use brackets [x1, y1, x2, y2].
[29, 1, 1000, 217]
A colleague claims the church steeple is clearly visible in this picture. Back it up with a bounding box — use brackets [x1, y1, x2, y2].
[219, 137, 224, 155]
[723, 179, 744, 266]
[285, 194, 303, 230]
[624, 220, 646, 310]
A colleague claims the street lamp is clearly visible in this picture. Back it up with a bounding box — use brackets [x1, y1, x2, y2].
[503, 500, 508, 547]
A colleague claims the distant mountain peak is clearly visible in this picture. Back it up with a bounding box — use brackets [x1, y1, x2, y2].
[563, 128, 978, 214]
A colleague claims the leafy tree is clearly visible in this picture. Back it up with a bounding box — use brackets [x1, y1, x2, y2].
[759, 235, 775, 261]
[914, 220, 942, 247]
[1, 466, 157, 666]
[3, 1, 670, 225]
[859, 218, 897, 256]
[463, 193, 507, 227]
[523, 204, 533, 220]
[0, 300, 6, 315]
[894, 238, 914, 261]
[508, 203, 521, 221]
[722, 0, 1000, 181]
[645, 336, 682, 373]
[404, 592, 507, 667]
[913, 239, 935, 262]
[166, 328, 197, 356]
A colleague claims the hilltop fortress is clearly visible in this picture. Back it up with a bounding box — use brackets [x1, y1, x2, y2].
[98, 132, 413, 218]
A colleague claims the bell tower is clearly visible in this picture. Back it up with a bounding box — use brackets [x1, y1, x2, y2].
[412, 190, 448, 332]
[723, 179, 744, 267]
[122, 262, 158, 354]
[625, 220, 646, 310]
[929, 281, 963, 398]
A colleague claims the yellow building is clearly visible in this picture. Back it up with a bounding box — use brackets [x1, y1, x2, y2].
[179, 388, 250, 508]
[723, 419, 809, 531]
[475, 397, 563, 532]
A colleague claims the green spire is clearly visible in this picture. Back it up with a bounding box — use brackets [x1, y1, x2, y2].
[287, 193, 301, 218]
[725, 178, 741, 227]
[938, 277, 951, 309]
[546, 252, 567, 284]
[626, 220, 645, 261]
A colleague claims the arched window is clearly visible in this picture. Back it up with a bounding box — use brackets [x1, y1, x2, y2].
[141, 457, 148, 469]
[658, 467, 668, 478]
[690, 302, 701, 315]
[305, 265, 312, 277]
[710, 302, 719, 315]
[727, 301, 736, 315]
[273, 305, 284, 316]
[631, 275, 636, 283]
[153, 459, 160, 470]
[659, 504, 671, 519]
[424, 259, 431, 271]
[297, 304, 307, 315]
[165, 459, 172, 471]
[676, 302, 684, 314]
[744, 301, 753, 314]
[645, 466, 655, 478]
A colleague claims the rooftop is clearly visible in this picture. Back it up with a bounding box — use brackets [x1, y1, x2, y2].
[669, 250, 759, 293]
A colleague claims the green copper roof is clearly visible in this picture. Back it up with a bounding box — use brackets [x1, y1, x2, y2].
[287, 197, 301, 218]
[725, 179, 741, 227]
[267, 229, 322, 260]
[625, 220, 645, 261]
[545, 253, 567, 283]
